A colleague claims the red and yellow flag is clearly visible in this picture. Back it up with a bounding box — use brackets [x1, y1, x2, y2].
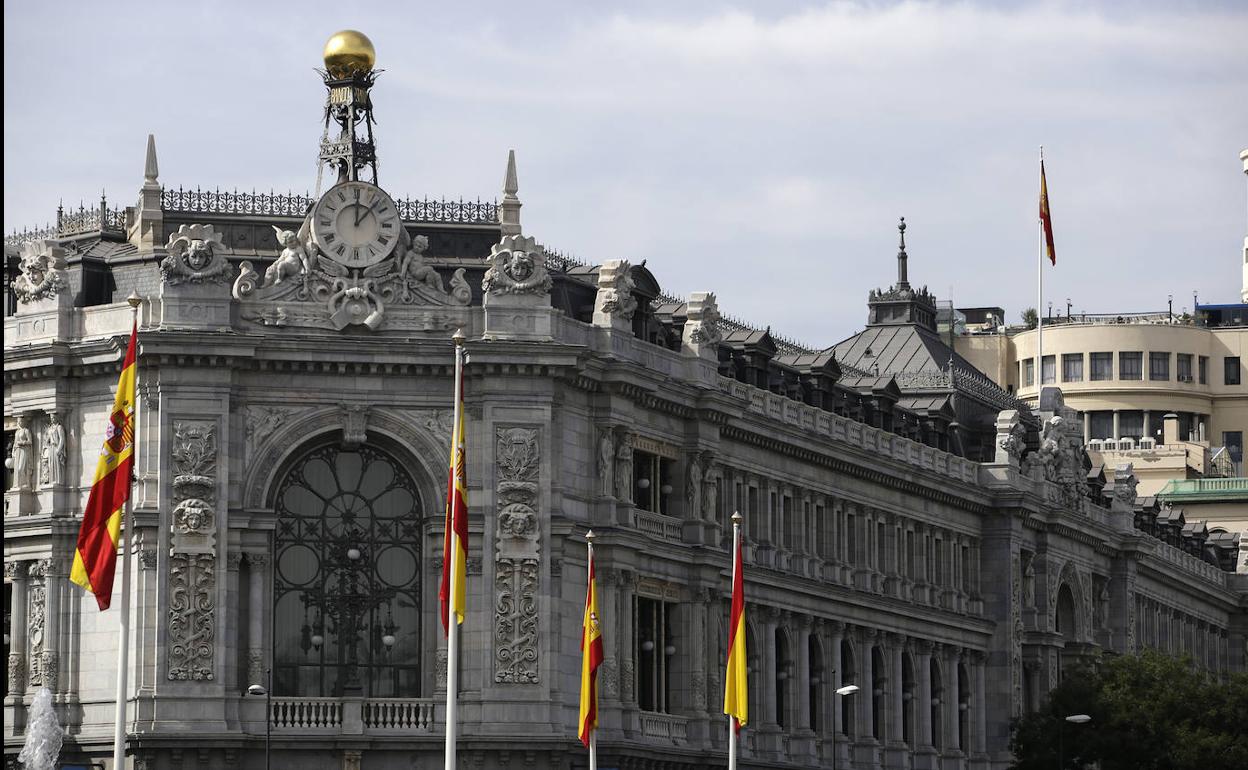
[70, 321, 138, 611]
[578, 540, 605, 746]
[724, 524, 748, 731]
[438, 348, 469, 633]
[1040, 158, 1056, 265]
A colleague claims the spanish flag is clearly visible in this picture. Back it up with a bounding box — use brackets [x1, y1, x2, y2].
[578, 538, 604, 747]
[70, 320, 138, 611]
[438, 344, 469, 633]
[1040, 158, 1056, 265]
[724, 521, 748, 731]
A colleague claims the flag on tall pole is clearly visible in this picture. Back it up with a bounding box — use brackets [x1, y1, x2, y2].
[70, 309, 139, 609]
[440, 329, 468, 770]
[724, 511, 748, 769]
[1039, 152, 1056, 266]
[578, 531, 605, 768]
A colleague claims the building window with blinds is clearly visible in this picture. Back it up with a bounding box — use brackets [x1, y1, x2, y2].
[1177, 354, 1193, 383]
[1119, 352, 1143, 381]
[1041, 355, 1056, 385]
[1090, 352, 1113, 381]
[1062, 353, 1083, 382]
[1149, 352, 1170, 381]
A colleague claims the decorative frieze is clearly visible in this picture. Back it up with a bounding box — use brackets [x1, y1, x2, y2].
[244, 406, 294, 462]
[168, 552, 216, 681]
[493, 427, 541, 684]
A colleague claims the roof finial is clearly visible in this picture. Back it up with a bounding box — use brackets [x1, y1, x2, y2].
[896, 216, 909, 289]
[500, 149, 522, 236]
[144, 134, 159, 187]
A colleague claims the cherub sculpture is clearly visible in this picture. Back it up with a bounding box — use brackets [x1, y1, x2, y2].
[266, 225, 314, 286]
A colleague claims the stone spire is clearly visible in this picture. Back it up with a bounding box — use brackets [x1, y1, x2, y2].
[144, 133, 159, 188]
[896, 216, 909, 290]
[131, 133, 163, 250]
[500, 149, 522, 236]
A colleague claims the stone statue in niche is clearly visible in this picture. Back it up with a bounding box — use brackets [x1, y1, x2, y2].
[39, 413, 65, 487]
[10, 414, 34, 491]
[614, 432, 634, 502]
[686, 453, 702, 518]
[597, 429, 615, 498]
[1022, 555, 1036, 609]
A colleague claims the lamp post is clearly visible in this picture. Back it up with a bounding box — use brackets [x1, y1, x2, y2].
[830, 682, 859, 770]
[246, 666, 272, 770]
[1058, 713, 1091, 769]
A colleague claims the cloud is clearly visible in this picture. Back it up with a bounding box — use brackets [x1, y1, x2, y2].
[4, 1, 1245, 343]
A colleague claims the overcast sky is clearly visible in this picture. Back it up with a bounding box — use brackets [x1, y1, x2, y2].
[4, 1, 1246, 346]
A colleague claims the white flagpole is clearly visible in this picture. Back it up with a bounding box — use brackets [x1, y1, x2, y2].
[113, 293, 141, 769]
[727, 513, 741, 770]
[587, 533, 597, 770]
[1037, 145, 1045, 393]
[444, 333, 465, 770]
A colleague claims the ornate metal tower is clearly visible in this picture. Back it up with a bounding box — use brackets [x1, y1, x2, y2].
[316, 30, 381, 194]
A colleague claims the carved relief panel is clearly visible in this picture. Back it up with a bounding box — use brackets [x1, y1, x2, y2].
[493, 426, 541, 684]
[167, 419, 219, 681]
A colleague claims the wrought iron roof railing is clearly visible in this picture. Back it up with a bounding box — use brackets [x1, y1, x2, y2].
[159, 187, 500, 225]
[5, 198, 127, 247]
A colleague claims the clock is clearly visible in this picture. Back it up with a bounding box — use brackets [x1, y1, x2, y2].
[311, 181, 402, 268]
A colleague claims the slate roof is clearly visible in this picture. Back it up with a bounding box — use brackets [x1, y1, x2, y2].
[830, 323, 966, 377]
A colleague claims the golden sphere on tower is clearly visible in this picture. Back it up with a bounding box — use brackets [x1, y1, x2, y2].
[323, 30, 376, 78]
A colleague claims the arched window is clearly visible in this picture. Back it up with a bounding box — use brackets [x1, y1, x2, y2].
[1055, 583, 1077, 639]
[273, 443, 423, 697]
[808, 635, 824, 731]
[775, 628, 790, 728]
[840, 640, 856, 735]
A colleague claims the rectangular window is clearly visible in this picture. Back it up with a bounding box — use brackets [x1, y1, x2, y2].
[906, 530, 915, 579]
[1041, 355, 1056, 385]
[1119, 411, 1144, 441]
[1177, 354, 1193, 382]
[1119, 352, 1143, 381]
[1089, 411, 1114, 440]
[1091, 352, 1114, 381]
[846, 513, 857, 566]
[1022, 359, 1035, 387]
[747, 486, 760, 541]
[1226, 356, 1242, 386]
[1062, 353, 1083, 382]
[1149, 352, 1170, 381]
[782, 494, 794, 550]
[1199, 356, 1208, 384]
[815, 503, 828, 558]
[632, 450, 674, 515]
[635, 597, 675, 713]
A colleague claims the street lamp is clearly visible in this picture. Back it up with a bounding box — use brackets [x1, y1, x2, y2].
[246, 667, 273, 770]
[1058, 713, 1091, 769]
[830, 681, 859, 770]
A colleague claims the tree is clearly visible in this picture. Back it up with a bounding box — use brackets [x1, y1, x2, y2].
[1021, 307, 1038, 330]
[1009, 650, 1248, 770]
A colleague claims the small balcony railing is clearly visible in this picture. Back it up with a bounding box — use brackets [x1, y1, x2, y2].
[268, 696, 436, 733]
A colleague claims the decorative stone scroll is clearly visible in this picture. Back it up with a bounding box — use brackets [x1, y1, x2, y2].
[482, 235, 552, 297]
[13, 241, 68, 305]
[170, 421, 218, 551]
[682, 292, 721, 360]
[339, 404, 370, 448]
[493, 427, 541, 684]
[592, 259, 637, 329]
[160, 224, 230, 286]
[233, 214, 470, 331]
[168, 552, 216, 681]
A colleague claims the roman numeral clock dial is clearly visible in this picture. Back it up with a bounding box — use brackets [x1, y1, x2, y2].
[311, 181, 402, 268]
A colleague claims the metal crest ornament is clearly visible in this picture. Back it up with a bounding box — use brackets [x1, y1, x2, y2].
[160, 224, 230, 286]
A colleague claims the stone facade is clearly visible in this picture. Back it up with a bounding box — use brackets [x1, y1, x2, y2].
[4, 52, 1247, 770]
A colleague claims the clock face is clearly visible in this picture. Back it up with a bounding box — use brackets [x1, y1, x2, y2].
[311, 181, 402, 268]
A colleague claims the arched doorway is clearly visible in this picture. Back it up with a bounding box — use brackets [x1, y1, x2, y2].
[272, 442, 424, 697]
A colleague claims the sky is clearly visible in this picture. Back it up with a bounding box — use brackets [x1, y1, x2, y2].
[4, 0, 1246, 347]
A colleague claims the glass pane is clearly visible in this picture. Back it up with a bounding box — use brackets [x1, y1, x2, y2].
[273, 444, 423, 697]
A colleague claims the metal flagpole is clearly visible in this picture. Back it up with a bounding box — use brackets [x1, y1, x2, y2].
[588, 534, 597, 770]
[727, 514, 741, 770]
[113, 292, 141, 769]
[1038, 146, 1045, 391]
[444, 335, 465, 770]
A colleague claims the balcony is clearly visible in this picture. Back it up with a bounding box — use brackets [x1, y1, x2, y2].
[638, 711, 689, 743]
[268, 696, 437, 734]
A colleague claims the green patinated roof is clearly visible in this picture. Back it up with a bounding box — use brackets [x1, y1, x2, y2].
[1157, 478, 1248, 503]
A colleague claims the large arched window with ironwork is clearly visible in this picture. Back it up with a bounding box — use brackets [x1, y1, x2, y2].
[273, 443, 422, 697]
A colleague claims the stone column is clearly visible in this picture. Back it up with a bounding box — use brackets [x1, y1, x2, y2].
[688, 587, 709, 718]
[945, 648, 961, 752]
[1112, 409, 1121, 440]
[796, 616, 812, 731]
[889, 635, 905, 744]
[1143, 410, 1152, 442]
[247, 554, 268, 689]
[762, 607, 779, 728]
[974, 651, 988, 755]
[914, 640, 933, 750]
[1083, 413, 1091, 444]
[6, 562, 29, 700]
[618, 572, 636, 711]
[858, 628, 875, 742]
[42, 558, 61, 696]
[827, 621, 845, 737]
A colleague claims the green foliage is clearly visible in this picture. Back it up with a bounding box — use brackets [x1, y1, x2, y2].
[1009, 650, 1248, 770]
[1021, 307, 1038, 330]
